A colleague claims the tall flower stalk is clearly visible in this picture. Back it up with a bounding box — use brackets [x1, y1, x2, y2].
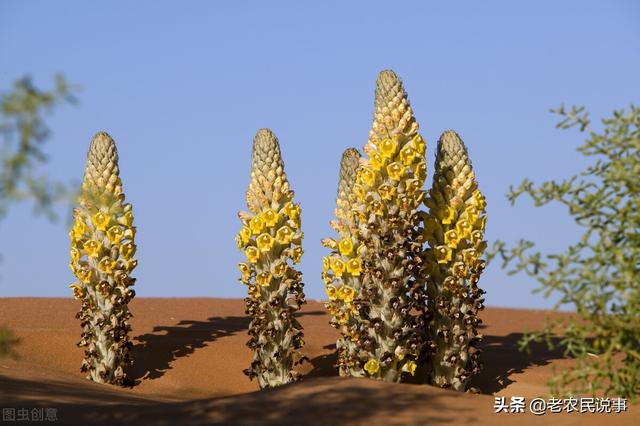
[322, 148, 366, 377]
[423, 130, 487, 391]
[68, 132, 137, 386]
[236, 128, 306, 389]
[328, 70, 428, 382]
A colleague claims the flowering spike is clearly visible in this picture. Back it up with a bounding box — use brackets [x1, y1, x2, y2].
[69, 131, 136, 386]
[337, 70, 428, 382]
[238, 129, 305, 389]
[323, 148, 370, 377]
[423, 130, 487, 391]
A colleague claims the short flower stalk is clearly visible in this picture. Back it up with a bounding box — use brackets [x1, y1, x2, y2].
[322, 148, 367, 377]
[69, 132, 137, 386]
[422, 130, 487, 391]
[237, 128, 306, 389]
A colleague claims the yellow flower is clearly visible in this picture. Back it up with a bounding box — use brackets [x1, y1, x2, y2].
[434, 245, 452, 264]
[346, 258, 362, 276]
[120, 242, 136, 259]
[338, 238, 354, 256]
[456, 220, 472, 237]
[378, 137, 398, 159]
[405, 179, 421, 195]
[325, 284, 338, 300]
[256, 233, 275, 252]
[120, 211, 134, 227]
[248, 285, 260, 298]
[238, 227, 252, 245]
[444, 229, 460, 248]
[340, 286, 356, 302]
[76, 268, 92, 284]
[70, 247, 80, 263]
[69, 284, 85, 300]
[352, 184, 366, 201]
[463, 248, 478, 264]
[470, 230, 484, 246]
[359, 168, 376, 187]
[261, 209, 280, 227]
[473, 190, 487, 209]
[453, 262, 467, 278]
[238, 263, 251, 277]
[439, 206, 456, 225]
[249, 216, 265, 234]
[123, 227, 136, 240]
[322, 272, 334, 285]
[322, 256, 331, 273]
[386, 162, 405, 181]
[98, 257, 115, 273]
[256, 271, 272, 286]
[290, 246, 303, 263]
[377, 184, 395, 200]
[331, 257, 346, 277]
[245, 246, 259, 263]
[72, 218, 86, 238]
[364, 358, 380, 375]
[412, 134, 426, 154]
[369, 200, 384, 216]
[83, 240, 101, 258]
[464, 205, 479, 223]
[92, 211, 110, 231]
[106, 226, 124, 244]
[369, 152, 385, 171]
[399, 147, 417, 166]
[283, 202, 301, 221]
[276, 226, 293, 244]
[272, 261, 288, 277]
[125, 259, 138, 272]
[402, 360, 417, 376]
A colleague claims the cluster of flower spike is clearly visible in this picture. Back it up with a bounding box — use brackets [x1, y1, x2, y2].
[236, 128, 306, 389]
[324, 71, 428, 382]
[422, 130, 487, 391]
[68, 132, 137, 386]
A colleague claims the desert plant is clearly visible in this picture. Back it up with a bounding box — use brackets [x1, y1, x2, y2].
[68, 131, 137, 386]
[236, 128, 306, 388]
[326, 70, 428, 382]
[491, 104, 640, 400]
[0, 326, 19, 358]
[422, 130, 487, 391]
[322, 148, 366, 377]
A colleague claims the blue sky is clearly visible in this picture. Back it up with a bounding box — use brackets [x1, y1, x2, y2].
[0, 1, 638, 308]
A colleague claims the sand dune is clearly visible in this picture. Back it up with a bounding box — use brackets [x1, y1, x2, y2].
[0, 298, 636, 425]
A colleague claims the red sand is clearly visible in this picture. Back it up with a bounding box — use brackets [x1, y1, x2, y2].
[0, 298, 636, 425]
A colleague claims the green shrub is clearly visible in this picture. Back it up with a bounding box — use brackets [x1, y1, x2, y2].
[492, 104, 640, 400]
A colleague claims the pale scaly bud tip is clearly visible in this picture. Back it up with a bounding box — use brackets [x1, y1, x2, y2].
[253, 128, 280, 154]
[438, 130, 468, 157]
[88, 131, 118, 160]
[340, 148, 361, 168]
[375, 69, 407, 110]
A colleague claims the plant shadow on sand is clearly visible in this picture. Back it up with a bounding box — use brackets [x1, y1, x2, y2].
[470, 332, 568, 393]
[0, 375, 472, 425]
[128, 309, 330, 383]
[128, 316, 250, 382]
